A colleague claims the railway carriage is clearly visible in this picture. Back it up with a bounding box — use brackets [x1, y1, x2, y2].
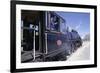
[21, 10, 82, 62]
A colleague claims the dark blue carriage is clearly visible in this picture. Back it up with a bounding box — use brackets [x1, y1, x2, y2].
[21, 10, 82, 62]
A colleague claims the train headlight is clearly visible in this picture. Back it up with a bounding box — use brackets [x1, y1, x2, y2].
[57, 40, 62, 46]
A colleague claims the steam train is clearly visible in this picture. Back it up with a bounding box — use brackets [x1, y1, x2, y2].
[21, 10, 82, 62]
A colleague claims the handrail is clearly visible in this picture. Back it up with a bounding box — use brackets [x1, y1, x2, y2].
[33, 27, 35, 61]
[21, 27, 35, 30]
[45, 30, 62, 34]
[45, 33, 48, 54]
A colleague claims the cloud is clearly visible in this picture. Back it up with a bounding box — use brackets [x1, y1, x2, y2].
[75, 24, 80, 30]
[80, 32, 90, 39]
[75, 21, 82, 30]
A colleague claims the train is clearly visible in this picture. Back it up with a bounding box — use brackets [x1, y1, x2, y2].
[21, 10, 82, 62]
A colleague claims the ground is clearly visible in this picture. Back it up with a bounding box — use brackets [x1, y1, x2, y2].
[67, 41, 90, 61]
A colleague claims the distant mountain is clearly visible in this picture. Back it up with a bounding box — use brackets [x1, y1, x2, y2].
[83, 33, 90, 41]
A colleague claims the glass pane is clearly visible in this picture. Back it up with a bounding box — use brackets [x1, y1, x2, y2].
[50, 13, 60, 31]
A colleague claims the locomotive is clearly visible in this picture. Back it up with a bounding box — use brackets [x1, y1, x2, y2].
[21, 10, 82, 62]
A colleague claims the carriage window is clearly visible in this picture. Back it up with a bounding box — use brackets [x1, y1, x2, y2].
[50, 13, 60, 32]
[60, 19, 66, 34]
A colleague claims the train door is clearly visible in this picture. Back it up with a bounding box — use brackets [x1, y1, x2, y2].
[21, 10, 44, 62]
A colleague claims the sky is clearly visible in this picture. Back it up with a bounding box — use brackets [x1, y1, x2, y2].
[56, 11, 90, 39]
